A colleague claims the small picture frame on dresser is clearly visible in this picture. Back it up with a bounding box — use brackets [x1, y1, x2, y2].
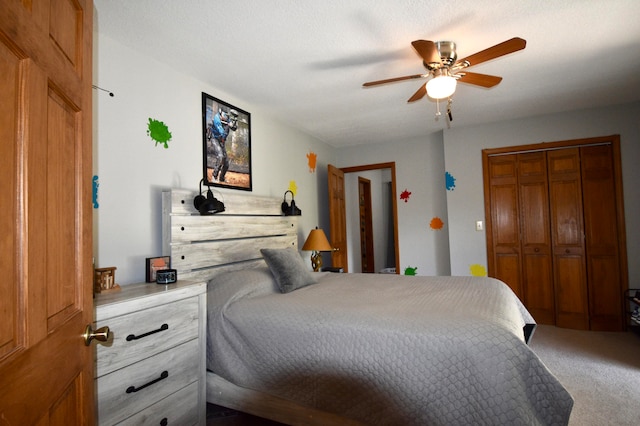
[146, 256, 171, 283]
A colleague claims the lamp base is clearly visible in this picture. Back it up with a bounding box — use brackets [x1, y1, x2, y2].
[310, 251, 323, 272]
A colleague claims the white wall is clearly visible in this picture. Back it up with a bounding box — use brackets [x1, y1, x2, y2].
[93, 31, 639, 286]
[333, 134, 452, 276]
[444, 102, 640, 285]
[94, 34, 332, 284]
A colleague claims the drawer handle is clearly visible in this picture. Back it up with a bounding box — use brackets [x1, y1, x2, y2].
[126, 370, 169, 394]
[126, 323, 169, 341]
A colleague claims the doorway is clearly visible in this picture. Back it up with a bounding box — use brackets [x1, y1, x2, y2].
[358, 177, 375, 273]
[328, 162, 400, 274]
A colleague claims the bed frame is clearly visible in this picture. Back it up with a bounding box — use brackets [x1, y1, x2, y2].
[162, 189, 360, 425]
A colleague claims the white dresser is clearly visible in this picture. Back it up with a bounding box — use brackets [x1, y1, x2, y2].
[94, 280, 206, 426]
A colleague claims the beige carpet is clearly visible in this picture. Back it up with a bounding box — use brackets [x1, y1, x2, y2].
[529, 325, 640, 425]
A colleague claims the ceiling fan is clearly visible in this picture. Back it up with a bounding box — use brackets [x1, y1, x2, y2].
[363, 37, 526, 119]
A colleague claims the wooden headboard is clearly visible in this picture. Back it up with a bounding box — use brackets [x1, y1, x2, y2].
[162, 189, 299, 283]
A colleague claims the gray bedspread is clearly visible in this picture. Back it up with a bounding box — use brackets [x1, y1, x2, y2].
[207, 268, 573, 425]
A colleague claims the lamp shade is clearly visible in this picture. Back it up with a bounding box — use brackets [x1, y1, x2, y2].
[426, 75, 456, 99]
[302, 228, 332, 252]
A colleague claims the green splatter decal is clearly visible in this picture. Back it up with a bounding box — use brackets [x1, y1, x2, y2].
[404, 266, 418, 276]
[146, 118, 172, 148]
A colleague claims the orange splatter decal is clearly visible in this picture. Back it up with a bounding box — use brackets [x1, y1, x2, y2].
[469, 264, 487, 277]
[306, 151, 317, 173]
[430, 217, 444, 230]
[400, 189, 412, 202]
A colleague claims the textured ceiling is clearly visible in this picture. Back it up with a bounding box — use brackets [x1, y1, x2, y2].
[94, 0, 640, 147]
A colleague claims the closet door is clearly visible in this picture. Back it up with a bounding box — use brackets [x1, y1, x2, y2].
[581, 144, 624, 330]
[548, 148, 589, 330]
[487, 154, 523, 298]
[518, 152, 554, 324]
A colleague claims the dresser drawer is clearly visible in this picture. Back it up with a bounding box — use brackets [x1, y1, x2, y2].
[118, 381, 199, 426]
[96, 296, 199, 377]
[97, 338, 199, 426]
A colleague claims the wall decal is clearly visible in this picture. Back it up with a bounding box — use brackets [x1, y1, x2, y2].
[306, 151, 317, 173]
[147, 118, 172, 148]
[92, 175, 99, 208]
[445, 171, 456, 191]
[288, 180, 298, 195]
[469, 264, 487, 277]
[404, 266, 418, 276]
[400, 189, 412, 202]
[430, 217, 444, 230]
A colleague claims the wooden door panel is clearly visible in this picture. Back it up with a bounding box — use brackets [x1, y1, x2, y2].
[492, 185, 520, 245]
[486, 155, 522, 298]
[548, 148, 588, 330]
[523, 254, 555, 323]
[328, 164, 347, 271]
[518, 152, 554, 324]
[495, 253, 523, 297]
[0, 0, 94, 423]
[554, 255, 589, 329]
[581, 144, 623, 330]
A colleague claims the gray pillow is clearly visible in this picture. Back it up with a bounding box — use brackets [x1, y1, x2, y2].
[261, 247, 317, 293]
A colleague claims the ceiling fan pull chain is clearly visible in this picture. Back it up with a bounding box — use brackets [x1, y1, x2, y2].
[435, 99, 442, 117]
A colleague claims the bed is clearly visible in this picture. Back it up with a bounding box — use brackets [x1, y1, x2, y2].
[162, 189, 573, 425]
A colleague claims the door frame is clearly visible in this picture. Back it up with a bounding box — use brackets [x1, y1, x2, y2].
[341, 162, 400, 274]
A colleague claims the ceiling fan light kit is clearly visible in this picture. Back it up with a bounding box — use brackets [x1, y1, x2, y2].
[363, 37, 526, 120]
[426, 72, 457, 99]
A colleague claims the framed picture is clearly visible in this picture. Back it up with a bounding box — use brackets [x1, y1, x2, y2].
[146, 256, 171, 283]
[202, 92, 252, 191]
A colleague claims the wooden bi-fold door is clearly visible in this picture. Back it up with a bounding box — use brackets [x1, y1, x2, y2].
[484, 136, 628, 331]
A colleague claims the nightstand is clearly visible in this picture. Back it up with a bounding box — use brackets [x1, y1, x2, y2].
[94, 280, 206, 425]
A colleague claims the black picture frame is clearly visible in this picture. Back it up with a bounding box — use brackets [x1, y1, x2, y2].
[146, 256, 171, 283]
[202, 92, 252, 191]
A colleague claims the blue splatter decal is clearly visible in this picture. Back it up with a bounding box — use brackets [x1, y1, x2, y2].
[445, 171, 456, 191]
[92, 175, 99, 208]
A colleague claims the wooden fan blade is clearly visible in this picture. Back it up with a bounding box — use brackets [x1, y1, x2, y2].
[407, 84, 427, 103]
[456, 37, 526, 68]
[457, 72, 503, 88]
[363, 74, 424, 87]
[411, 40, 442, 66]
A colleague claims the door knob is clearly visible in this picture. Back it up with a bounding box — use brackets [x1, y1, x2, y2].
[83, 324, 110, 346]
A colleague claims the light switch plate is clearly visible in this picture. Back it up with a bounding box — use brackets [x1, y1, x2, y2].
[476, 220, 483, 231]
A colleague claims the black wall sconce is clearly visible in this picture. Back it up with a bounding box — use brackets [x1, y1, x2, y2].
[281, 190, 302, 216]
[194, 179, 225, 215]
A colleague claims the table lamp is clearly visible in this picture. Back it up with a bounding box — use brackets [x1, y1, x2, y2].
[302, 228, 332, 272]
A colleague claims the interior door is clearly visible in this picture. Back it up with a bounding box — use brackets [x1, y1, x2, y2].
[485, 154, 523, 298]
[358, 177, 375, 273]
[580, 144, 624, 330]
[328, 164, 348, 271]
[547, 148, 589, 330]
[518, 152, 554, 324]
[0, 0, 95, 423]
